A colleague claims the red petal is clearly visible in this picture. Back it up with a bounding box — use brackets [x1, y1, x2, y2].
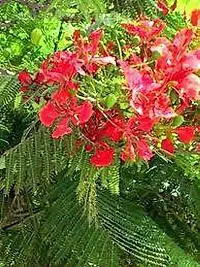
[18, 70, 32, 85]
[76, 101, 93, 124]
[121, 142, 136, 162]
[157, 1, 169, 15]
[89, 29, 103, 55]
[173, 29, 193, 56]
[52, 87, 70, 105]
[122, 19, 165, 40]
[85, 144, 93, 152]
[100, 119, 124, 142]
[39, 102, 59, 127]
[161, 138, 175, 154]
[191, 9, 200, 27]
[34, 72, 45, 84]
[137, 116, 155, 132]
[175, 126, 195, 143]
[136, 139, 154, 161]
[170, 0, 177, 11]
[52, 117, 72, 138]
[73, 30, 82, 45]
[90, 146, 114, 167]
[176, 101, 188, 114]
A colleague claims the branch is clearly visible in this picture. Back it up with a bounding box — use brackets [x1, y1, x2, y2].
[0, 207, 43, 231]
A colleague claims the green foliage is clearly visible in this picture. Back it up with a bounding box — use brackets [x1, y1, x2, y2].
[120, 158, 200, 263]
[110, 0, 159, 17]
[0, 1, 90, 72]
[167, 0, 200, 15]
[1, 174, 199, 266]
[163, 11, 188, 39]
[0, 75, 19, 107]
[2, 127, 69, 194]
[175, 153, 200, 180]
[0, 75, 31, 153]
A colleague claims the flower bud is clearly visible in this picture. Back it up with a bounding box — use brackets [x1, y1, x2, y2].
[105, 94, 117, 108]
[31, 28, 43, 45]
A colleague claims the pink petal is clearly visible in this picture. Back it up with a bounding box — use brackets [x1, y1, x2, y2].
[178, 74, 200, 101]
[173, 29, 193, 56]
[136, 139, 154, 161]
[182, 50, 200, 71]
[92, 56, 116, 65]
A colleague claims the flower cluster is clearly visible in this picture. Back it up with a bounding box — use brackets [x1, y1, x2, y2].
[18, 17, 200, 167]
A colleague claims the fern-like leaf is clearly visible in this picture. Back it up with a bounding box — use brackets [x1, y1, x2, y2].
[0, 75, 19, 107]
[111, 0, 158, 17]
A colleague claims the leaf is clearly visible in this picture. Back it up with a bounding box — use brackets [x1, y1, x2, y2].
[30, 28, 43, 45]
[105, 94, 117, 108]
[0, 156, 6, 170]
[14, 92, 22, 110]
[172, 115, 184, 127]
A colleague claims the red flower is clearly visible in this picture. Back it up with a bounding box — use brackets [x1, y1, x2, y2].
[90, 146, 114, 167]
[39, 102, 59, 127]
[191, 9, 200, 27]
[18, 20, 200, 168]
[39, 86, 93, 138]
[136, 139, 154, 161]
[120, 61, 177, 119]
[161, 138, 175, 154]
[38, 51, 83, 85]
[175, 126, 196, 143]
[18, 70, 32, 85]
[122, 19, 165, 41]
